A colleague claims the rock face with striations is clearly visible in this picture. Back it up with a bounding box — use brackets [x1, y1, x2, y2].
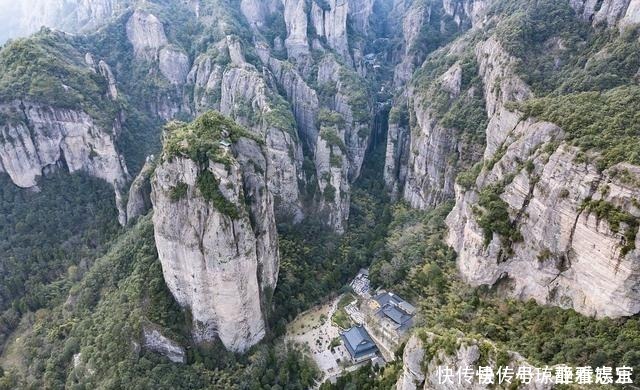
[385, 0, 491, 204]
[570, 0, 640, 27]
[126, 156, 155, 223]
[0, 0, 134, 43]
[445, 35, 640, 318]
[395, 333, 552, 390]
[384, 4, 640, 319]
[385, 40, 485, 208]
[151, 112, 278, 352]
[142, 326, 186, 364]
[125, 8, 191, 119]
[391, 0, 487, 88]
[310, 0, 351, 61]
[0, 101, 130, 224]
[185, 37, 305, 222]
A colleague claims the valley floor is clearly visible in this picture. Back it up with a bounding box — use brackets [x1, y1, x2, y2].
[285, 296, 344, 382]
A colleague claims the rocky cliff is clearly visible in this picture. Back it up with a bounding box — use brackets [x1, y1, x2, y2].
[385, 0, 493, 204]
[1, 0, 388, 233]
[443, 33, 640, 318]
[570, 0, 640, 27]
[447, 29, 640, 317]
[395, 333, 553, 390]
[391, 0, 488, 88]
[151, 112, 278, 352]
[142, 325, 186, 364]
[125, 7, 192, 120]
[0, 102, 130, 223]
[126, 155, 155, 223]
[0, 32, 132, 224]
[0, 0, 134, 43]
[384, 1, 640, 319]
[385, 39, 486, 208]
[185, 36, 305, 222]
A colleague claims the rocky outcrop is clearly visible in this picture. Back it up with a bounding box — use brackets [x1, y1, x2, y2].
[125, 8, 191, 119]
[97, 60, 119, 100]
[0, 0, 133, 43]
[186, 38, 305, 222]
[185, 0, 380, 233]
[241, 0, 268, 27]
[151, 113, 278, 352]
[383, 106, 410, 200]
[281, 0, 379, 71]
[259, 49, 373, 232]
[473, 37, 530, 159]
[186, 53, 225, 114]
[159, 47, 190, 85]
[310, 0, 351, 61]
[444, 35, 640, 318]
[0, 101, 129, 224]
[396, 333, 553, 390]
[385, 38, 485, 208]
[447, 139, 640, 318]
[126, 156, 155, 223]
[283, 0, 310, 58]
[570, 0, 640, 27]
[126, 9, 190, 85]
[392, 1, 429, 88]
[395, 335, 425, 390]
[401, 104, 460, 209]
[392, 0, 487, 88]
[256, 43, 319, 150]
[443, 0, 488, 27]
[313, 55, 374, 232]
[142, 326, 186, 363]
[621, 0, 640, 26]
[315, 133, 350, 234]
[317, 55, 371, 179]
[126, 9, 168, 57]
[347, 0, 374, 36]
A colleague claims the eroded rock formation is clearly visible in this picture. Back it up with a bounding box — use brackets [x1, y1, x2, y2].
[151, 112, 278, 352]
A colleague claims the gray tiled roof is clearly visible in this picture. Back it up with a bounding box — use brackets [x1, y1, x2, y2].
[374, 291, 416, 327]
[341, 325, 378, 359]
[382, 305, 412, 325]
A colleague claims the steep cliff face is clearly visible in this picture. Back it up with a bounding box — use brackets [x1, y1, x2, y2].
[385, 39, 486, 207]
[126, 9, 169, 57]
[0, 33, 134, 224]
[0, 102, 129, 224]
[185, 37, 305, 222]
[385, 0, 494, 205]
[126, 156, 155, 223]
[570, 0, 640, 27]
[125, 8, 191, 119]
[256, 43, 320, 150]
[234, 0, 382, 231]
[283, 0, 311, 59]
[310, 0, 351, 61]
[395, 333, 553, 390]
[444, 34, 640, 318]
[312, 55, 374, 232]
[391, 0, 487, 88]
[151, 112, 278, 352]
[384, 1, 640, 320]
[0, 0, 134, 43]
[395, 334, 425, 390]
[0, 102, 127, 190]
[446, 123, 640, 318]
